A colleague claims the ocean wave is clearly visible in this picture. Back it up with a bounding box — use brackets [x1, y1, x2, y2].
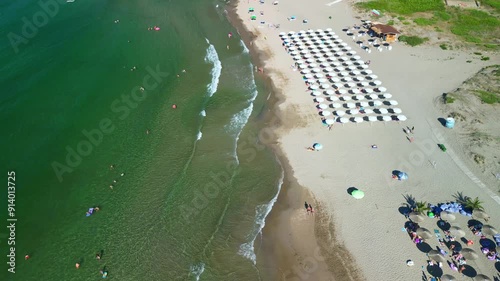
[196, 131, 202, 140]
[238, 167, 284, 264]
[189, 262, 205, 281]
[200, 110, 206, 117]
[240, 39, 249, 54]
[204, 39, 222, 97]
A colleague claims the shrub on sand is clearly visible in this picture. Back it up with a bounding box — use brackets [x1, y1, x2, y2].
[399, 35, 428, 46]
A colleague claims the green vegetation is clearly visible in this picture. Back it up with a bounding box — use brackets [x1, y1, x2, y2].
[433, 10, 452, 20]
[356, 0, 500, 48]
[481, 56, 490, 61]
[414, 201, 430, 213]
[440, 44, 448, 50]
[475, 90, 499, 104]
[473, 52, 483, 55]
[387, 19, 395, 25]
[399, 35, 428, 46]
[356, 0, 445, 14]
[449, 9, 500, 43]
[445, 95, 455, 103]
[481, 0, 500, 12]
[465, 197, 484, 211]
[414, 17, 437, 26]
[493, 66, 500, 76]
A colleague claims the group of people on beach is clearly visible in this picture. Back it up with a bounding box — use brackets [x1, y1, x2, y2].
[304, 202, 315, 215]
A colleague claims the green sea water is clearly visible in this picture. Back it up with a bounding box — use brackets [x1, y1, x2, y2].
[0, 0, 282, 280]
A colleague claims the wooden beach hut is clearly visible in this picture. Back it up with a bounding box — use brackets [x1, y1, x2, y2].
[369, 23, 400, 43]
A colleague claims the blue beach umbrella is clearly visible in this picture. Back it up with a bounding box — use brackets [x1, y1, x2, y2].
[312, 143, 323, 150]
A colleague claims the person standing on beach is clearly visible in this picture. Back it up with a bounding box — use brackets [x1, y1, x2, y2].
[304, 201, 308, 210]
[306, 204, 312, 214]
[309, 204, 314, 215]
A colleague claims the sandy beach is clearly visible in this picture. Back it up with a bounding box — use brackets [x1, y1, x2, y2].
[231, 0, 500, 280]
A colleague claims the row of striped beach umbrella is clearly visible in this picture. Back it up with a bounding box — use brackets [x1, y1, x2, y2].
[281, 29, 405, 124]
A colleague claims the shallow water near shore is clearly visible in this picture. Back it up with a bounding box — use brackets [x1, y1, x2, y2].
[0, 0, 282, 280]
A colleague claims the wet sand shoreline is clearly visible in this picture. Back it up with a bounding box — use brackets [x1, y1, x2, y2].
[226, 1, 361, 280]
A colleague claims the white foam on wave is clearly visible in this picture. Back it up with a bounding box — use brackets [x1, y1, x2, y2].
[196, 131, 203, 140]
[224, 62, 259, 164]
[200, 110, 206, 117]
[189, 262, 205, 281]
[204, 39, 222, 97]
[240, 39, 249, 54]
[238, 166, 284, 264]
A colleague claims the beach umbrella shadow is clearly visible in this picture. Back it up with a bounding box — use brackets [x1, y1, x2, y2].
[448, 241, 462, 252]
[347, 187, 358, 195]
[461, 264, 477, 277]
[427, 264, 443, 277]
[480, 238, 496, 250]
[468, 219, 482, 228]
[437, 220, 451, 231]
[399, 206, 411, 217]
[438, 117, 447, 127]
[417, 242, 432, 253]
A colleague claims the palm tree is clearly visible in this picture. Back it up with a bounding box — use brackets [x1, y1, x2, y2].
[414, 201, 430, 213]
[465, 197, 484, 211]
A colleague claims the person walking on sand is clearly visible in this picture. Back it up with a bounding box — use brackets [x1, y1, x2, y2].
[309, 204, 314, 215]
[306, 204, 312, 214]
[304, 201, 309, 210]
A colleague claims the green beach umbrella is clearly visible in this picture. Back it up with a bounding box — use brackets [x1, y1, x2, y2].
[251, 15, 257, 20]
[351, 190, 364, 199]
